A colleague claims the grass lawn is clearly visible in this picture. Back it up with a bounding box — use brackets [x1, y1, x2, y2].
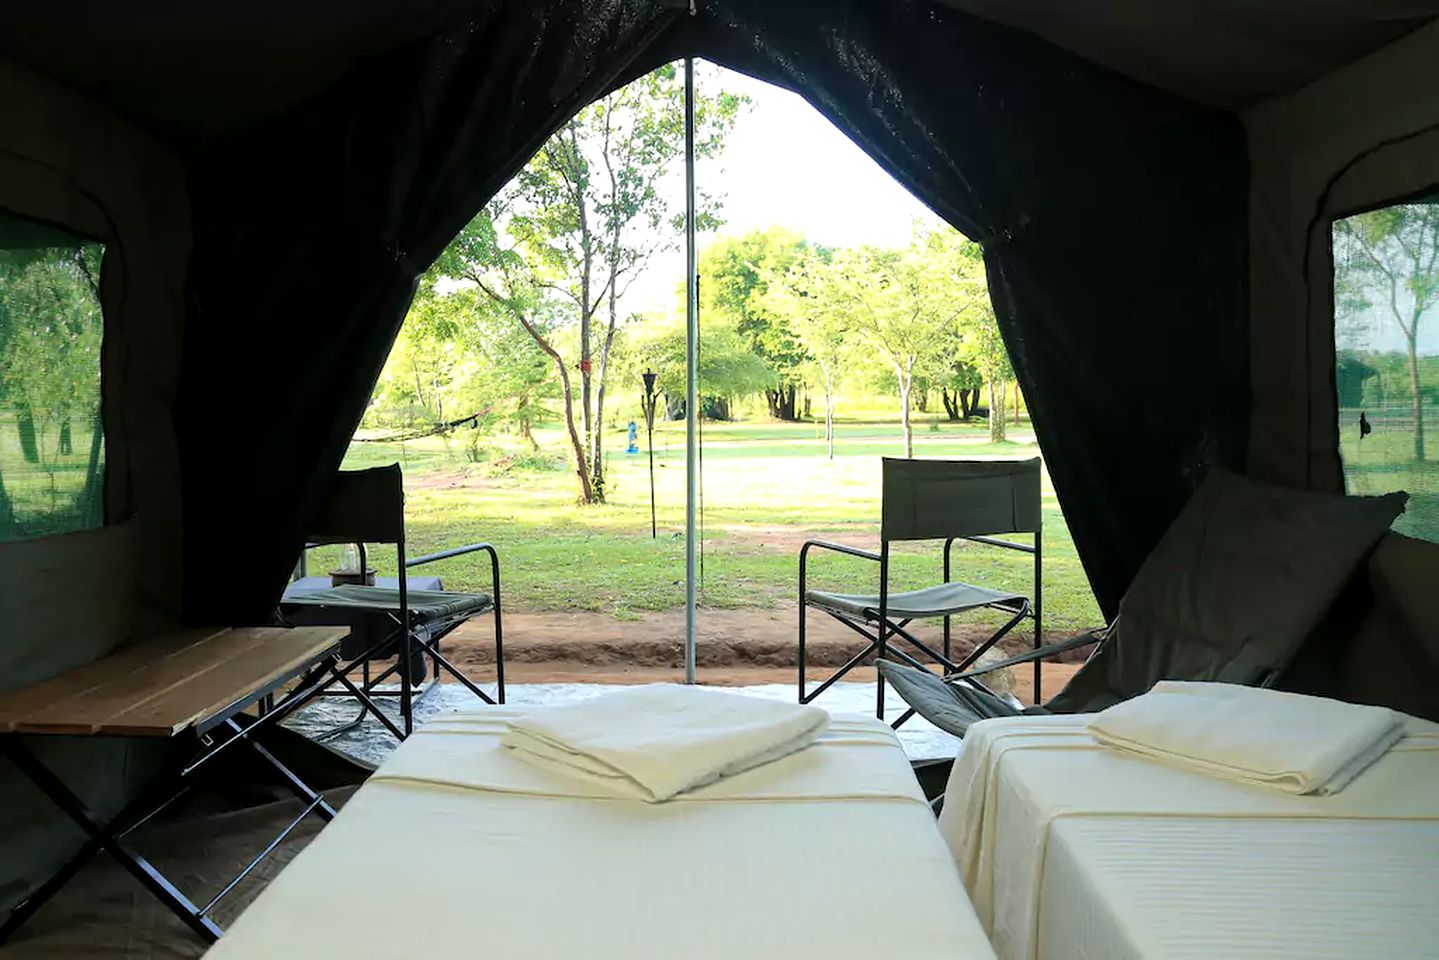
[1337, 419, 1439, 543]
[331, 415, 1106, 634]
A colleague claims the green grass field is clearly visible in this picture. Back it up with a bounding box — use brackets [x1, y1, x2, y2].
[331, 415, 1107, 633]
[1336, 413, 1439, 543]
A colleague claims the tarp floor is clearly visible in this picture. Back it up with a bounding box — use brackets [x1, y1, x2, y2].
[3, 788, 356, 959]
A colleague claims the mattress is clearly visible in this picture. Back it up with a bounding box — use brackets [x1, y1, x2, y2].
[938, 713, 1439, 960]
[206, 709, 997, 959]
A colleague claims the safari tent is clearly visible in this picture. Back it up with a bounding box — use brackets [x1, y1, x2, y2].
[1, 1, 1437, 954]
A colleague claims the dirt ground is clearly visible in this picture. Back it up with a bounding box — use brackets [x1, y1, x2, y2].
[433, 602, 1084, 706]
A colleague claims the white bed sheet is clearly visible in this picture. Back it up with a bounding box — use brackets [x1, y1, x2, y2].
[938, 714, 1439, 960]
[206, 709, 997, 960]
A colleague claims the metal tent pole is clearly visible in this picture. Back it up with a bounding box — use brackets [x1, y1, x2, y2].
[684, 56, 699, 685]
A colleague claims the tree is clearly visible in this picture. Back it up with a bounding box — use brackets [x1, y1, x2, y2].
[700, 227, 815, 420]
[431, 63, 744, 502]
[371, 287, 557, 455]
[1334, 201, 1439, 461]
[764, 248, 848, 458]
[0, 243, 105, 533]
[939, 360, 982, 420]
[968, 310, 1014, 442]
[788, 237, 974, 457]
[926, 230, 1015, 442]
[622, 313, 771, 420]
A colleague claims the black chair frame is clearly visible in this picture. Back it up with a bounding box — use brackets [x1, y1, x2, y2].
[295, 538, 506, 739]
[799, 530, 1041, 724]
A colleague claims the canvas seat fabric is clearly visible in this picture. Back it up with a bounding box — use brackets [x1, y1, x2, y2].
[806, 582, 1026, 621]
[283, 585, 492, 624]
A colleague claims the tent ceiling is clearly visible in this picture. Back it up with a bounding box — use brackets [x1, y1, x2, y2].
[0, 0, 465, 146]
[935, 0, 1439, 108]
[1, 1, 1435, 149]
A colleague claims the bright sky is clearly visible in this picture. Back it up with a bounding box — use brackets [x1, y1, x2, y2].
[627, 61, 946, 317]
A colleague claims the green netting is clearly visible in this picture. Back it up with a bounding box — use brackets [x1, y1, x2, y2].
[0, 211, 105, 542]
[1333, 197, 1439, 544]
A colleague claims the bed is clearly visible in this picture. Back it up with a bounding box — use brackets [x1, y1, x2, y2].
[938, 713, 1439, 960]
[205, 708, 997, 959]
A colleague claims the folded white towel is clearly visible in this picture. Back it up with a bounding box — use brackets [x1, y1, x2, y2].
[1087, 681, 1404, 795]
[500, 684, 830, 801]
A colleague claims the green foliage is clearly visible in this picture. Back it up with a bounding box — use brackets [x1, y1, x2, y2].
[367, 287, 557, 454]
[622, 314, 772, 402]
[419, 62, 747, 501]
[0, 240, 106, 536]
[699, 227, 818, 385]
[1334, 199, 1439, 461]
[761, 225, 984, 454]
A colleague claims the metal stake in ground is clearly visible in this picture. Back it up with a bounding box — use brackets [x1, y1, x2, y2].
[641, 368, 659, 538]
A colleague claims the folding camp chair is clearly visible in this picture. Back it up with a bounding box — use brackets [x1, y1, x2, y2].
[280, 465, 504, 738]
[878, 467, 1409, 738]
[799, 457, 1043, 723]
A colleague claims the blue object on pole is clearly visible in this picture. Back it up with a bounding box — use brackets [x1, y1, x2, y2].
[626, 421, 639, 454]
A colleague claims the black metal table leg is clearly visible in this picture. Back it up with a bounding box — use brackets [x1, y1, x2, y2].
[0, 650, 346, 946]
[0, 738, 223, 944]
[223, 718, 337, 821]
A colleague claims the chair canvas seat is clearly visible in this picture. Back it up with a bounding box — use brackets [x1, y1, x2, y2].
[798, 458, 1044, 722]
[282, 585, 492, 623]
[806, 582, 1026, 620]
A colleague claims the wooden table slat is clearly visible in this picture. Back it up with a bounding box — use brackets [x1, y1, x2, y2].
[103, 630, 339, 737]
[0, 627, 345, 737]
[0, 629, 229, 733]
[13, 630, 279, 736]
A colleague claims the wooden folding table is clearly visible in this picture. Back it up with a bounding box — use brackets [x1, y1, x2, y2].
[0, 626, 369, 944]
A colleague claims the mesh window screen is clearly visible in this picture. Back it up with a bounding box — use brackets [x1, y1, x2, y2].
[1333, 196, 1439, 542]
[0, 211, 106, 542]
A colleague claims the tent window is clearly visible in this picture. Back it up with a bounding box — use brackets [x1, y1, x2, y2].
[0, 210, 106, 542]
[1332, 196, 1439, 542]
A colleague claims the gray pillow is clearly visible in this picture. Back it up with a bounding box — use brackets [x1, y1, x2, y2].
[1048, 469, 1406, 713]
[1334, 533, 1439, 720]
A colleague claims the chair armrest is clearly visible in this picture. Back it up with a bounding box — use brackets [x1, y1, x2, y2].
[943, 630, 1103, 683]
[799, 539, 881, 564]
[405, 542, 501, 602]
[405, 542, 497, 567]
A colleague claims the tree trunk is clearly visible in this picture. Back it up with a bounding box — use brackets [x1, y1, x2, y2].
[966, 388, 980, 418]
[988, 379, 1007, 442]
[767, 385, 799, 421]
[941, 388, 959, 421]
[558, 365, 595, 502]
[899, 369, 914, 458]
[1012, 381, 1020, 423]
[59, 420, 73, 456]
[825, 390, 835, 460]
[17, 408, 38, 464]
[0, 464, 16, 536]
[575, 131, 595, 493]
[1409, 329, 1426, 462]
[513, 310, 593, 502]
[590, 294, 621, 502]
[78, 408, 105, 524]
[915, 390, 929, 414]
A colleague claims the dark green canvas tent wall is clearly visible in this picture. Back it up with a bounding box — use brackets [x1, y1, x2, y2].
[1245, 19, 1439, 491]
[171, 0, 1251, 628]
[0, 0, 1436, 914]
[0, 60, 188, 908]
